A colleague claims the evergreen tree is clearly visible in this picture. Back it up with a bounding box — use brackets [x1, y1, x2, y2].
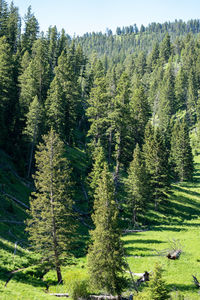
[126, 144, 150, 226]
[88, 143, 106, 195]
[48, 25, 58, 71]
[143, 123, 170, 210]
[147, 42, 159, 72]
[26, 129, 76, 283]
[187, 68, 198, 125]
[46, 44, 85, 144]
[170, 118, 194, 181]
[175, 66, 187, 111]
[24, 95, 44, 178]
[149, 263, 170, 300]
[159, 33, 172, 63]
[19, 38, 50, 119]
[158, 60, 175, 134]
[7, 1, 20, 53]
[130, 83, 151, 146]
[0, 36, 15, 148]
[86, 59, 109, 150]
[0, 0, 8, 38]
[111, 72, 132, 183]
[21, 6, 39, 54]
[87, 163, 126, 296]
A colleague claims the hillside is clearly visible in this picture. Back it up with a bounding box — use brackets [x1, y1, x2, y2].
[0, 151, 200, 299]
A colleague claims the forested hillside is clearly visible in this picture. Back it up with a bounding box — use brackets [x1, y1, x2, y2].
[1, 0, 200, 298]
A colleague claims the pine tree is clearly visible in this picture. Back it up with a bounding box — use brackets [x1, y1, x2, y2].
[47, 25, 58, 71]
[19, 38, 50, 118]
[159, 33, 172, 63]
[24, 95, 44, 178]
[158, 60, 175, 134]
[187, 68, 198, 125]
[46, 44, 85, 144]
[147, 42, 159, 72]
[110, 72, 132, 184]
[88, 143, 106, 195]
[175, 66, 187, 111]
[26, 129, 76, 283]
[0, 35, 15, 148]
[21, 6, 39, 54]
[149, 263, 170, 300]
[0, 0, 8, 38]
[126, 144, 150, 226]
[170, 118, 194, 181]
[87, 163, 126, 296]
[86, 59, 109, 150]
[7, 1, 20, 53]
[143, 123, 170, 210]
[130, 83, 150, 146]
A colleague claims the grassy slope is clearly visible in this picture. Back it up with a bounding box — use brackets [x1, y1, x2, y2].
[1, 150, 200, 299]
[124, 154, 200, 299]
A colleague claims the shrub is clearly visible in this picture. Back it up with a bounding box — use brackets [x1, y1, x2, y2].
[71, 279, 89, 300]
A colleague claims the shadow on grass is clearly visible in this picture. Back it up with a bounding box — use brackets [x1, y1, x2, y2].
[173, 185, 200, 199]
[168, 283, 196, 293]
[0, 239, 30, 258]
[123, 239, 165, 245]
[125, 246, 152, 253]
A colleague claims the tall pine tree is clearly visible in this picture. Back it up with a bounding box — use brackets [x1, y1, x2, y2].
[87, 163, 126, 296]
[126, 144, 150, 226]
[26, 129, 76, 283]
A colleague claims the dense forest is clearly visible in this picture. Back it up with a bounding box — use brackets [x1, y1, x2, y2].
[1, 0, 200, 298]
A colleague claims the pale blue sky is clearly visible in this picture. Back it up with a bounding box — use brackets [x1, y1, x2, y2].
[7, 0, 200, 36]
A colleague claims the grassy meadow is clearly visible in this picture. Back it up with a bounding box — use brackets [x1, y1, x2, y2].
[1, 153, 200, 299]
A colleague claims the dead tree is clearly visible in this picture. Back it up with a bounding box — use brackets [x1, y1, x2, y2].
[153, 239, 183, 260]
[192, 275, 200, 288]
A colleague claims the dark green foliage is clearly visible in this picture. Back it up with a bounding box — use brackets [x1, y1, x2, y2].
[87, 163, 126, 295]
[130, 83, 150, 146]
[158, 60, 176, 133]
[19, 38, 50, 121]
[21, 6, 39, 54]
[126, 144, 150, 225]
[143, 123, 171, 210]
[46, 43, 85, 144]
[0, 36, 16, 148]
[159, 33, 172, 63]
[149, 263, 170, 300]
[175, 66, 187, 111]
[170, 118, 194, 181]
[26, 129, 76, 282]
[86, 59, 109, 150]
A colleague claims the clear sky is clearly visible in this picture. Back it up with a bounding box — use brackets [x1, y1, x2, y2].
[7, 0, 200, 36]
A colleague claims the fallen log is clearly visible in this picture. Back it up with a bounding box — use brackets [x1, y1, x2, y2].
[89, 295, 119, 300]
[49, 294, 69, 297]
[167, 250, 182, 260]
[123, 229, 149, 234]
[192, 275, 200, 288]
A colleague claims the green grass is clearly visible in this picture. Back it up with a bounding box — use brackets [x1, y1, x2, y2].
[1, 150, 200, 299]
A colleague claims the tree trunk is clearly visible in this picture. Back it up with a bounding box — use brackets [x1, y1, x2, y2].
[56, 264, 63, 283]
